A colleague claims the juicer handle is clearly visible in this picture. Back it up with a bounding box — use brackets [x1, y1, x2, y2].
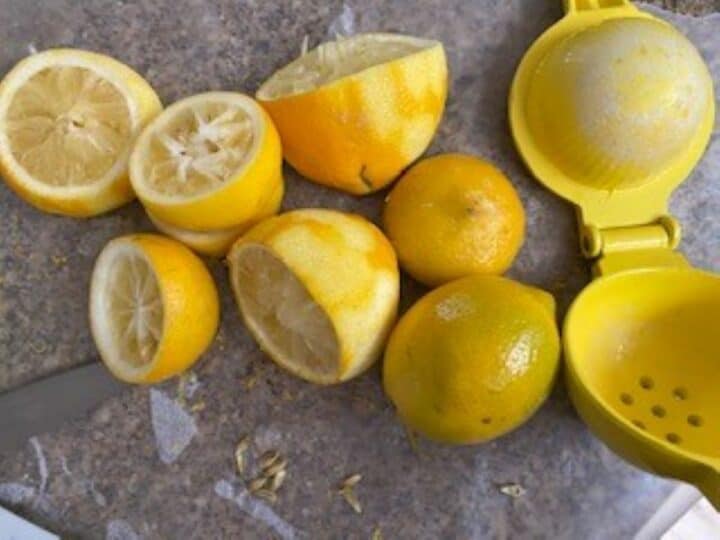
[563, 0, 633, 14]
[696, 465, 720, 511]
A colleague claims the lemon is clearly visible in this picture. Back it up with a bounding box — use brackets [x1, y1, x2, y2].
[129, 92, 283, 231]
[0, 48, 162, 217]
[89, 233, 219, 383]
[383, 275, 560, 445]
[228, 209, 399, 384]
[383, 154, 525, 286]
[146, 213, 245, 258]
[146, 179, 283, 257]
[257, 33, 447, 194]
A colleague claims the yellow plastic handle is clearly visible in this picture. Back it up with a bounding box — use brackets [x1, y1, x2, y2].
[564, 0, 631, 13]
[697, 466, 720, 511]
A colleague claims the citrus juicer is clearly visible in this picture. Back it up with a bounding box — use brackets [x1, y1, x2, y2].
[509, 0, 719, 507]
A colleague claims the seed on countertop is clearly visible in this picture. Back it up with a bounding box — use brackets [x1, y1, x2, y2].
[255, 488, 278, 504]
[341, 474, 362, 488]
[234, 436, 250, 475]
[190, 401, 206, 412]
[259, 450, 280, 469]
[270, 469, 287, 491]
[498, 483, 526, 498]
[263, 457, 288, 477]
[249, 476, 269, 492]
[340, 487, 362, 514]
[236, 435, 250, 451]
[371, 527, 383, 540]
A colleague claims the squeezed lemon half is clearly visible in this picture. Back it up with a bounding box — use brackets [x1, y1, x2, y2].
[0, 48, 162, 216]
[257, 33, 447, 194]
[89, 234, 219, 383]
[228, 209, 400, 384]
[130, 92, 283, 231]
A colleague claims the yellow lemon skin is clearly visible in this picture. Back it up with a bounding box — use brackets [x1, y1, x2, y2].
[383, 154, 525, 286]
[383, 275, 560, 445]
[0, 49, 162, 217]
[146, 177, 284, 257]
[90, 234, 219, 384]
[229, 209, 400, 384]
[258, 37, 447, 195]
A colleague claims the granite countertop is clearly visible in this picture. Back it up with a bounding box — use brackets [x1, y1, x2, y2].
[1, 1, 718, 539]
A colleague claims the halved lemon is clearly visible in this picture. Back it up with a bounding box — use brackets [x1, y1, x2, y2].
[257, 33, 447, 194]
[228, 209, 400, 384]
[0, 48, 162, 216]
[129, 92, 284, 231]
[146, 212, 245, 257]
[89, 233, 219, 383]
[146, 178, 283, 257]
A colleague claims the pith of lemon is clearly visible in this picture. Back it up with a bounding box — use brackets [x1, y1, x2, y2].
[257, 33, 447, 195]
[129, 92, 284, 231]
[383, 154, 525, 286]
[0, 48, 162, 217]
[383, 275, 559, 445]
[146, 178, 283, 257]
[89, 233, 219, 384]
[228, 209, 399, 384]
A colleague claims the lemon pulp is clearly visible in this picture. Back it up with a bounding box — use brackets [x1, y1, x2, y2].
[142, 100, 256, 197]
[91, 242, 163, 373]
[7, 66, 132, 187]
[231, 244, 340, 379]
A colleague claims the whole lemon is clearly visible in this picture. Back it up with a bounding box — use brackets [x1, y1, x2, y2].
[383, 153, 525, 286]
[383, 275, 559, 445]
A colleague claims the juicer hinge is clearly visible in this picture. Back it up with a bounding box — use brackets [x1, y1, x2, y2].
[580, 216, 681, 258]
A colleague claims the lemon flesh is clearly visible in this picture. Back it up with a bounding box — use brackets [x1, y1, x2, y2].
[90, 234, 219, 384]
[139, 98, 256, 198]
[257, 34, 437, 100]
[7, 65, 132, 187]
[231, 245, 340, 380]
[228, 209, 400, 385]
[0, 49, 162, 216]
[90, 241, 164, 379]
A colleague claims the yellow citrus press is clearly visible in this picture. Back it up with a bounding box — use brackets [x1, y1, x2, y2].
[510, 0, 719, 507]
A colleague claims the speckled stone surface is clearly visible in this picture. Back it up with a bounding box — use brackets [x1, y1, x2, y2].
[0, 1, 718, 539]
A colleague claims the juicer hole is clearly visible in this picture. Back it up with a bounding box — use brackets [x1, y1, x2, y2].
[666, 433, 681, 444]
[672, 387, 688, 400]
[482, 417, 492, 425]
[651, 405, 666, 418]
[687, 415, 703, 427]
[632, 420, 646, 430]
[639, 377, 654, 390]
[620, 393, 633, 405]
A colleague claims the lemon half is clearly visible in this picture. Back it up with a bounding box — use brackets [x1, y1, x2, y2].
[0, 48, 162, 216]
[257, 33, 447, 194]
[130, 92, 283, 231]
[90, 234, 219, 383]
[228, 209, 400, 384]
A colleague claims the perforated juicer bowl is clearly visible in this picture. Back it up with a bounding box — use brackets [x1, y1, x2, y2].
[510, 0, 719, 507]
[565, 268, 720, 506]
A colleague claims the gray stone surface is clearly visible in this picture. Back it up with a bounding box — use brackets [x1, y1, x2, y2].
[0, 1, 718, 539]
